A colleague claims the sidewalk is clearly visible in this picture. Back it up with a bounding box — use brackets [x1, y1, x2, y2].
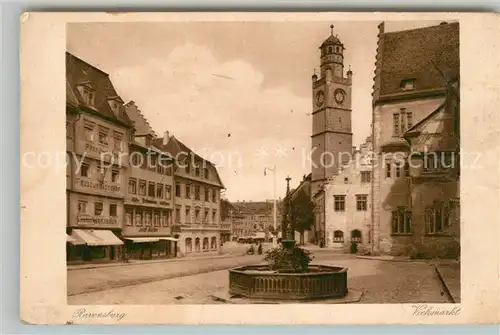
[68, 253, 243, 271]
[67, 254, 264, 296]
[434, 262, 461, 303]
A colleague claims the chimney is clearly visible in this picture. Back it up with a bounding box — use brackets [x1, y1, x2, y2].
[163, 131, 170, 145]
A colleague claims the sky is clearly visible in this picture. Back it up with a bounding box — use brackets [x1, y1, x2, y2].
[67, 20, 446, 201]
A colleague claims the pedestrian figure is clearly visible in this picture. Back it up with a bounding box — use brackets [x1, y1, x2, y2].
[257, 243, 263, 255]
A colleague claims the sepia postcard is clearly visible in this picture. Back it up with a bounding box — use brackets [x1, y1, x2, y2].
[20, 12, 500, 325]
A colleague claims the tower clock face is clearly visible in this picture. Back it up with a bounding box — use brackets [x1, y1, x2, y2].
[316, 90, 325, 107]
[334, 89, 346, 104]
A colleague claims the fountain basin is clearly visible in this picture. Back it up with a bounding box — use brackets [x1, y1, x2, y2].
[228, 264, 348, 301]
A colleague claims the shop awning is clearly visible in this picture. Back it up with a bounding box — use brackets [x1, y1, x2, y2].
[71, 229, 123, 246]
[125, 237, 160, 243]
[67, 233, 86, 245]
[159, 237, 179, 242]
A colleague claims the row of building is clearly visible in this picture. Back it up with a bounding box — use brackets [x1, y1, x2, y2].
[305, 21, 460, 258]
[65, 52, 228, 264]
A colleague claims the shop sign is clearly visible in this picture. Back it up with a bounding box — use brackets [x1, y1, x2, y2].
[77, 215, 119, 226]
[76, 178, 121, 193]
[138, 227, 159, 233]
[142, 198, 158, 205]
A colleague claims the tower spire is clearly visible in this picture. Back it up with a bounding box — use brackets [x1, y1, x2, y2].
[330, 24, 334, 35]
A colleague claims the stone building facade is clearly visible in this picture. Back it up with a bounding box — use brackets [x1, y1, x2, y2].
[310, 27, 354, 198]
[323, 137, 373, 252]
[122, 102, 177, 260]
[66, 52, 134, 263]
[153, 135, 225, 256]
[371, 21, 460, 257]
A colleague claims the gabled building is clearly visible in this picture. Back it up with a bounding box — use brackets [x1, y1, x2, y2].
[66, 52, 134, 263]
[371, 21, 460, 257]
[153, 135, 225, 256]
[322, 137, 373, 252]
[122, 101, 177, 260]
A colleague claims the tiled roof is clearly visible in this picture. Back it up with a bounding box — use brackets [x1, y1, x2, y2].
[378, 22, 459, 97]
[66, 52, 134, 128]
[124, 101, 157, 136]
[152, 135, 225, 188]
[320, 34, 343, 47]
[231, 201, 273, 215]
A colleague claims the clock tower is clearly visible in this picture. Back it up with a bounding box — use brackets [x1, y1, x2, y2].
[311, 25, 353, 195]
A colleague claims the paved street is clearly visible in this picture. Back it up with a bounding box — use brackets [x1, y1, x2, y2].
[68, 252, 450, 304]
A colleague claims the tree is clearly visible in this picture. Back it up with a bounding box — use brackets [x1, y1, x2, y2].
[291, 189, 315, 245]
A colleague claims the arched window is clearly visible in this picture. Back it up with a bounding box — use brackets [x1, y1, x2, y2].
[211, 237, 217, 250]
[185, 238, 192, 253]
[328, 46, 333, 54]
[195, 237, 201, 252]
[351, 229, 362, 243]
[333, 230, 344, 243]
[203, 237, 209, 251]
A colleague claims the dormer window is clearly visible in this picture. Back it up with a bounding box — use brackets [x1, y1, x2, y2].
[400, 79, 416, 91]
[107, 96, 124, 117]
[77, 82, 96, 107]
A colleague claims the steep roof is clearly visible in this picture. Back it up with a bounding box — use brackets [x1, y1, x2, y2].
[231, 201, 273, 215]
[124, 101, 157, 137]
[378, 22, 459, 97]
[66, 52, 134, 128]
[152, 135, 225, 188]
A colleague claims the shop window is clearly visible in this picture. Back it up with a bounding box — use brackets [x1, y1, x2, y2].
[109, 204, 117, 217]
[156, 184, 164, 198]
[148, 182, 155, 197]
[203, 237, 209, 251]
[195, 238, 201, 252]
[334, 195, 345, 212]
[356, 195, 368, 211]
[129, 178, 137, 194]
[211, 237, 217, 250]
[185, 238, 193, 253]
[165, 185, 172, 200]
[391, 207, 412, 235]
[351, 229, 362, 243]
[139, 180, 146, 196]
[89, 246, 106, 259]
[94, 202, 103, 216]
[78, 201, 87, 214]
[333, 230, 344, 243]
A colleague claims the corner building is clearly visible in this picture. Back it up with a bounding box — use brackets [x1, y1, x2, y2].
[66, 52, 134, 263]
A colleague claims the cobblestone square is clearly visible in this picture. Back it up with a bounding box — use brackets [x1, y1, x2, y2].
[68, 253, 450, 304]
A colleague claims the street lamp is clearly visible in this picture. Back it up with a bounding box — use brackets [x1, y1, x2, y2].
[264, 166, 278, 248]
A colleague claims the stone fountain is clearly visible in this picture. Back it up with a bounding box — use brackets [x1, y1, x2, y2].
[213, 177, 360, 304]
